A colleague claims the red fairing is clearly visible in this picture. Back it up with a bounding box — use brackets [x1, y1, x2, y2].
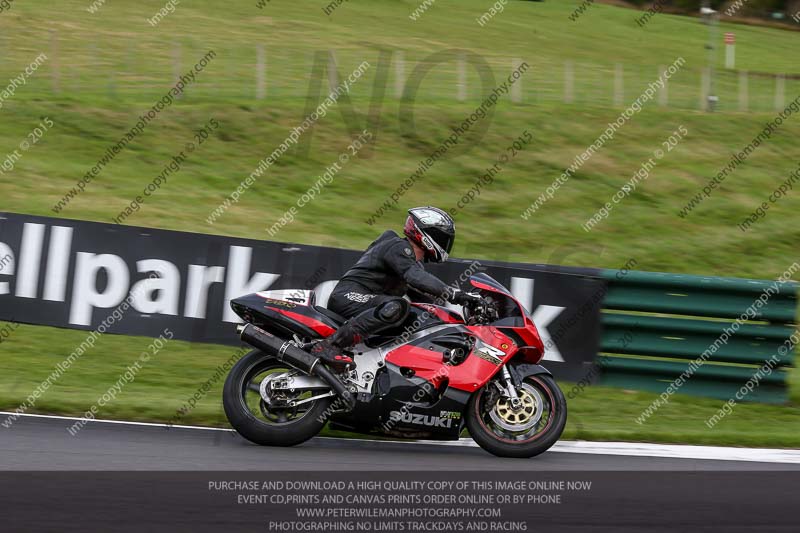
[410, 303, 463, 324]
[507, 325, 544, 364]
[273, 309, 336, 337]
[446, 326, 516, 392]
[469, 279, 498, 292]
[385, 325, 517, 393]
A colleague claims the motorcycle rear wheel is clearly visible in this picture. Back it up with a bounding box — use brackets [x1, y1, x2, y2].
[223, 349, 334, 446]
[466, 373, 567, 458]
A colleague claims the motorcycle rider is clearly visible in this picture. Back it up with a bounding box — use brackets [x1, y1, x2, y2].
[310, 206, 476, 370]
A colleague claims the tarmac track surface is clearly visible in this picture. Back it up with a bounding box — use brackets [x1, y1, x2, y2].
[1, 414, 798, 532]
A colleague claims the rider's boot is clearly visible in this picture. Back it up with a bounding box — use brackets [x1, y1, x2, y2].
[308, 322, 362, 372]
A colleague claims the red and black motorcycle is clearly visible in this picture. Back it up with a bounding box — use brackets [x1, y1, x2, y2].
[223, 272, 566, 458]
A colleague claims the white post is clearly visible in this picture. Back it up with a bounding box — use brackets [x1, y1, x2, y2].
[511, 58, 522, 103]
[564, 61, 574, 104]
[395, 51, 405, 98]
[724, 33, 736, 69]
[739, 70, 748, 112]
[775, 74, 785, 111]
[614, 63, 624, 106]
[457, 54, 466, 101]
[658, 65, 668, 106]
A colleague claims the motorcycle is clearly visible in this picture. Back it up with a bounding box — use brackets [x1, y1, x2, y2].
[222, 272, 567, 458]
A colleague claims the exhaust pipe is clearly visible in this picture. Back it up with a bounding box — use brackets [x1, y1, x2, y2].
[238, 324, 354, 409]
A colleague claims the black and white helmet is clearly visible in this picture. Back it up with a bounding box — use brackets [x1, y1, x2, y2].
[403, 206, 456, 263]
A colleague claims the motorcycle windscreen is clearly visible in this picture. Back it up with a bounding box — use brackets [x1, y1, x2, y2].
[468, 272, 527, 324]
[468, 273, 544, 355]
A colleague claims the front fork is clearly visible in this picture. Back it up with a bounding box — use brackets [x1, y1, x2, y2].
[499, 366, 523, 410]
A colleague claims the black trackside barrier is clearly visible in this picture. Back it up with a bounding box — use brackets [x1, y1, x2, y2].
[0, 212, 605, 379]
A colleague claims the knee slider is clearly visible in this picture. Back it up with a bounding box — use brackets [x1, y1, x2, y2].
[376, 299, 409, 325]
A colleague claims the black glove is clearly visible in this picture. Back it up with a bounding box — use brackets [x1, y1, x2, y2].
[450, 290, 480, 306]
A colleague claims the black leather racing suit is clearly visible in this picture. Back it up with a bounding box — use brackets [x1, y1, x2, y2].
[326, 230, 453, 347]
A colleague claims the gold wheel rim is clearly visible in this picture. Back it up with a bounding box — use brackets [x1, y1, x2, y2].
[494, 389, 537, 426]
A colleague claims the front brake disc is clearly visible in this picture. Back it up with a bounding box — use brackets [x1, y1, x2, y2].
[488, 383, 544, 432]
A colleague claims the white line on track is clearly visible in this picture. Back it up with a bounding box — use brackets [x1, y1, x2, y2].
[3, 411, 799, 464]
[0, 411, 233, 432]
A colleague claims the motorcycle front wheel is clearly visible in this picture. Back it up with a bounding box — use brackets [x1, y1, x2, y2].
[466, 373, 567, 458]
[223, 349, 334, 446]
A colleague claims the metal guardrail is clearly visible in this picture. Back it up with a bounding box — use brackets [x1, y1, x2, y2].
[597, 270, 798, 403]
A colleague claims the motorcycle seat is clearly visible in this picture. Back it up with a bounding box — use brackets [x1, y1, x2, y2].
[314, 306, 347, 326]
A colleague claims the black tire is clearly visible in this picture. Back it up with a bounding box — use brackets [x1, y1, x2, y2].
[466, 373, 567, 458]
[223, 349, 334, 447]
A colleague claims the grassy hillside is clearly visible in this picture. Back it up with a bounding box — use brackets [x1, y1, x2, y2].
[0, 0, 798, 277]
[0, 0, 798, 447]
[3, 95, 799, 277]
